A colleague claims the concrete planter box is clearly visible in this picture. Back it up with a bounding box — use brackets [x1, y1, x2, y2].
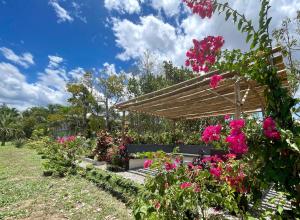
[129, 158, 146, 170]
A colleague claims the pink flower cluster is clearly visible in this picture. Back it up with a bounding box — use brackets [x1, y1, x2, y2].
[225, 119, 248, 154]
[165, 162, 177, 171]
[210, 74, 223, 89]
[210, 166, 222, 178]
[144, 159, 153, 169]
[185, 36, 224, 73]
[57, 136, 76, 144]
[263, 117, 281, 140]
[180, 182, 192, 189]
[201, 124, 222, 144]
[183, 0, 214, 19]
[201, 155, 223, 163]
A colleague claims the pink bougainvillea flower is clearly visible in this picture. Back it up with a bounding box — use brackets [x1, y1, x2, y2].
[224, 114, 230, 120]
[194, 184, 201, 192]
[226, 132, 248, 154]
[175, 157, 181, 164]
[143, 159, 153, 169]
[210, 166, 222, 178]
[183, 0, 214, 19]
[225, 153, 236, 159]
[263, 117, 281, 140]
[201, 155, 222, 163]
[185, 36, 224, 73]
[229, 119, 245, 130]
[201, 124, 222, 143]
[57, 137, 65, 144]
[187, 162, 194, 169]
[210, 74, 223, 89]
[119, 145, 126, 151]
[66, 136, 76, 142]
[154, 202, 161, 209]
[165, 162, 177, 171]
[180, 182, 192, 189]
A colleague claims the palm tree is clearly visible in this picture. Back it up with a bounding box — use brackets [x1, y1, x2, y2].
[0, 105, 20, 146]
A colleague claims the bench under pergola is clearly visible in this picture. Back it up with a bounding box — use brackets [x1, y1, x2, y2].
[116, 47, 288, 121]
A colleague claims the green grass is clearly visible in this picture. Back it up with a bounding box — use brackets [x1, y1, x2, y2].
[0, 144, 133, 220]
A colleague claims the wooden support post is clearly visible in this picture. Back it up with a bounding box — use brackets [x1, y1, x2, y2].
[234, 80, 241, 119]
[122, 111, 126, 141]
[172, 119, 176, 146]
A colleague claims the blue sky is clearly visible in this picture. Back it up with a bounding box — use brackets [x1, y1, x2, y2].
[0, 0, 299, 110]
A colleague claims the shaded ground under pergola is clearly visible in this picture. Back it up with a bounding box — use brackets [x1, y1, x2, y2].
[116, 47, 288, 121]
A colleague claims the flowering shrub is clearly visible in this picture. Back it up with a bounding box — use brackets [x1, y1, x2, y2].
[134, 151, 254, 219]
[93, 130, 114, 161]
[43, 135, 84, 177]
[185, 36, 224, 72]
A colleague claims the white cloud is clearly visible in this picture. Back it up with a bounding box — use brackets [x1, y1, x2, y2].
[72, 2, 87, 23]
[0, 62, 69, 110]
[48, 55, 64, 68]
[0, 47, 34, 68]
[149, 0, 181, 17]
[103, 62, 117, 75]
[111, 0, 300, 67]
[69, 67, 85, 81]
[112, 15, 180, 62]
[49, 0, 73, 23]
[104, 0, 142, 14]
[0, 55, 87, 110]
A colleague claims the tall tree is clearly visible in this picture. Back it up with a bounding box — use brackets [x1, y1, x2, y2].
[0, 104, 21, 145]
[98, 69, 126, 130]
[272, 11, 300, 95]
[67, 72, 96, 136]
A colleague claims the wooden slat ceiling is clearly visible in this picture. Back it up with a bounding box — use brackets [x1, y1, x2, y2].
[116, 47, 289, 120]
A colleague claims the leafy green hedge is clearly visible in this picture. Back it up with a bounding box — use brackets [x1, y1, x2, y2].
[79, 167, 145, 205]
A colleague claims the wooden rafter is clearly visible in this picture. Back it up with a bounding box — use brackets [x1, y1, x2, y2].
[116, 47, 287, 120]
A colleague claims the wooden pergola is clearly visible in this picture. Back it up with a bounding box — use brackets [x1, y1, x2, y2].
[116, 47, 288, 121]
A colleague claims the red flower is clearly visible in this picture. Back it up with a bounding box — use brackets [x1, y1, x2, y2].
[263, 117, 281, 140]
[202, 124, 222, 143]
[210, 74, 222, 89]
[180, 182, 192, 189]
[165, 162, 177, 171]
[183, 0, 214, 19]
[210, 167, 222, 178]
[144, 159, 153, 169]
[154, 202, 161, 209]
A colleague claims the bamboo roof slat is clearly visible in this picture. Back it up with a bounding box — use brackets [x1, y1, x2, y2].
[116, 47, 288, 120]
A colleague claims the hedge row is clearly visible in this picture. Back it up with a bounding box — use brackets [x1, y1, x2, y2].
[79, 166, 145, 205]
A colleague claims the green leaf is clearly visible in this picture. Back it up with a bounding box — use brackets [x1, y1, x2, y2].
[223, 2, 229, 11]
[246, 34, 253, 43]
[238, 19, 243, 31]
[277, 206, 283, 215]
[232, 11, 237, 23]
[225, 10, 231, 21]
